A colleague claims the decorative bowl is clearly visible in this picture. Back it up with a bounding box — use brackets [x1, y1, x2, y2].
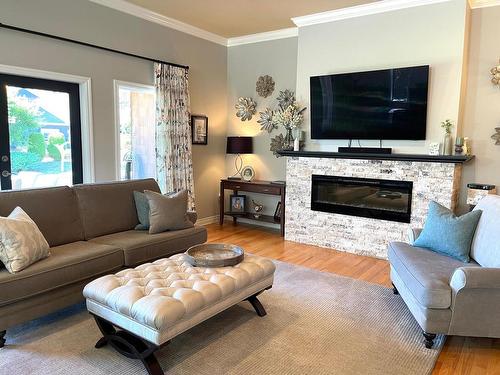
[185, 243, 244, 267]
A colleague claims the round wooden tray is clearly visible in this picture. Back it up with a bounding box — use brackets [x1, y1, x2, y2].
[185, 243, 244, 267]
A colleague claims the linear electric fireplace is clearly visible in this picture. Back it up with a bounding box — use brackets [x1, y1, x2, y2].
[311, 175, 413, 223]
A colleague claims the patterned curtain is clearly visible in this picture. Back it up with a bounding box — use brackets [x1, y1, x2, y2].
[154, 63, 195, 210]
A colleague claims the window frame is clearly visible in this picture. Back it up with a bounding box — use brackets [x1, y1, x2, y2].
[113, 80, 156, 181]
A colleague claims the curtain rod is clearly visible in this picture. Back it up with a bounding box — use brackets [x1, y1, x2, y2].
[0, 22, 189, 70]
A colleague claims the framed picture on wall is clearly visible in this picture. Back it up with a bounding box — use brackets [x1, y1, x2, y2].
[191, 115, 208, 145]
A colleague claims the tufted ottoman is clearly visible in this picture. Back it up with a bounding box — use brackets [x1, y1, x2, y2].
[83, 252, 275, 375]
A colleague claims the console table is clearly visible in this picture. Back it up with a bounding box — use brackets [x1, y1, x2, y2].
[219, 179, 285, 236]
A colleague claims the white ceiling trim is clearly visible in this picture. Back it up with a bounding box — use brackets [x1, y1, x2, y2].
[227, 28, 298, 47]
[88, 0, 227, 46]
[292, 0, 453, 27]
[469, 0, 500, 8]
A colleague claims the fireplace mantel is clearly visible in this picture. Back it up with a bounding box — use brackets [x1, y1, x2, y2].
[278, 150, 474, 164]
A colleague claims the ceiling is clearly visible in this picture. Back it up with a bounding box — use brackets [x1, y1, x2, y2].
[125, 0, 378, 38]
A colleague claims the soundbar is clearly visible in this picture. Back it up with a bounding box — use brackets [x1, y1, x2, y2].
[338, 147, 393, 155]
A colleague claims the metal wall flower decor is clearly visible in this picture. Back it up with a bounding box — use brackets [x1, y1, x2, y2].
[235, 97, 257, 121]
[492, 127, 500, 145]
[256, 75, 275, 98]
[257, 108, 276, 133]
[270, 133, 286, 157]
[491, 59, 500, 86]
[277, 89, 295, 109]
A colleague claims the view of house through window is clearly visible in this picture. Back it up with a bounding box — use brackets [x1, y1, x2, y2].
[0, 74, 83, 190]
[117, 83, 156, 180]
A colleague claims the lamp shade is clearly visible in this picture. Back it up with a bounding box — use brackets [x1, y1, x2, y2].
[226, 136, 253, 154]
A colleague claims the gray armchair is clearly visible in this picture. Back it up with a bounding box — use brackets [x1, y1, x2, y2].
[388, 195, 500, 348]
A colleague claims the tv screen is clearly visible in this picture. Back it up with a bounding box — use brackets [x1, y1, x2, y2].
[310, 65, 429, 140]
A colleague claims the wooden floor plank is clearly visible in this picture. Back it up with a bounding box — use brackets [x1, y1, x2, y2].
[206, 222, 500, 375]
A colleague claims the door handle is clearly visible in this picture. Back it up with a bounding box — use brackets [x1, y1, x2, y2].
[1, 155, 8, 162]
[2, 170, 11, 177]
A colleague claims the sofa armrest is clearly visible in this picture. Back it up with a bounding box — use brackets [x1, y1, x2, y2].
[450, 267, 500, 291]
[187, 211, 198, 225]
[407, 228, 422, 245]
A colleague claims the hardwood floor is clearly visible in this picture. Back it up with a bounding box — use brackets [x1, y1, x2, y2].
[206, 222, 500, 375]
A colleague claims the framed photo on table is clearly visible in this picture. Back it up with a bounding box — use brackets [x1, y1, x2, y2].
[191, 115, 208, 145]
[230, 194, 246, 214]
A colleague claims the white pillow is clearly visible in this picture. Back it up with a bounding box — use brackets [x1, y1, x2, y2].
[0, 207, 50, 273]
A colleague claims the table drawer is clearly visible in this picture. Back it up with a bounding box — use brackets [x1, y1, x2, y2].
[225, 182, 281, 195]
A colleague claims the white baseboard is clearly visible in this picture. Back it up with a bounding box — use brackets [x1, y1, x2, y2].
[197, 215, 218, 226]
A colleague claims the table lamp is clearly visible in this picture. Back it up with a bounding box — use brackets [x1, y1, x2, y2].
[226, 136, 253, 180]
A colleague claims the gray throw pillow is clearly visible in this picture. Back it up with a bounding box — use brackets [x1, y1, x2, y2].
[144, 190, 194, 234]
[133, 191, 150, 230]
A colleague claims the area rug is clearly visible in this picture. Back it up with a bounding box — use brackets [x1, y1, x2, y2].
[0, 261, 444, 375]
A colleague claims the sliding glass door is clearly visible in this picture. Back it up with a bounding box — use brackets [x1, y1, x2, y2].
[0, 74, 83, 190]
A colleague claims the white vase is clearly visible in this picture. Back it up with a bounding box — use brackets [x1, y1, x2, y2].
[294, 137, 300, 151]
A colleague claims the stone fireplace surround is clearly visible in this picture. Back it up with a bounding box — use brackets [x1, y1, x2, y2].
[283, 152, 469, 259]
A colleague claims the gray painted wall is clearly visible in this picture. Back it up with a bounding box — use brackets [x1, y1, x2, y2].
[226, 38, 298, 219]
[0, 0, 227, 220]
[295, 0, 469, 154]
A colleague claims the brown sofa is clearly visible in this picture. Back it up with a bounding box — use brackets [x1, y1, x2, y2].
[0, 178, 207, 339]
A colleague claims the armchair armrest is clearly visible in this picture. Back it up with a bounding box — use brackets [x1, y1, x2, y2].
[407, 228, 422, 245]
[450, 267, 500, 291]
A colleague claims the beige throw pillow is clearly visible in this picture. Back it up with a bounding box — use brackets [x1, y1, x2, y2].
[144, 190, 194, 234]
[0, 207, 50, 273]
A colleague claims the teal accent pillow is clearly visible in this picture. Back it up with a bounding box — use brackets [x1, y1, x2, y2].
[133, 191, 150, 230]
[414, 201, 482, 262]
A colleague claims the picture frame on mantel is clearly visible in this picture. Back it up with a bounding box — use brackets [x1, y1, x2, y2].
[191, 115, 208, 145]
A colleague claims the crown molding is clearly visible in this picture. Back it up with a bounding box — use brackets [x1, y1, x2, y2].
[227, 27, 298, 47]
[292, 0, 453, 27]
[469, 0, 500, 8]
[88, 0, 227, 46]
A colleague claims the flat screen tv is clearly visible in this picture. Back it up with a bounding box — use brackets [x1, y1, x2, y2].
[310, 65, 429, 140]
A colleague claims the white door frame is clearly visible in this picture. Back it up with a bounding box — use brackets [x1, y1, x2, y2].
[113, 80, 155, 180]
[0, 64, 95, 183]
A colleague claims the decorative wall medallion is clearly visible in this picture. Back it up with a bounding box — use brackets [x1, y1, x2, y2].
[235, 97, 257, 121]
[491, 60, 500, 86]
[257, 108, 276, 133]
[492, 127, 500, 145]
[277, 89, 295, 109]
[256, 75, 275, 98]
[270, 133, 286, 157]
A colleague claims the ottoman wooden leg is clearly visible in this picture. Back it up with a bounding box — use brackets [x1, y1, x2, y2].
[92, 315, 164, 375]
[0, 330, 6, 348]
[246, 293, 267, 317]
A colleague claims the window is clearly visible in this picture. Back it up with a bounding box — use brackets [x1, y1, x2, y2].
[0, 74, 83, 190]
[115, 81, 156, 180]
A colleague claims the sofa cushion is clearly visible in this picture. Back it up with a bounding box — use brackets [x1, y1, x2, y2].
[471, 195, 500, 267]
[0, 241, 123, 307]
[145, 190, 194, 234]
[89, 226, 207, 266]
[0, 186, 84, 247]
[73, 179, 160, 240]
[388, 241, 479, 309]
[0, 207, 50, 273]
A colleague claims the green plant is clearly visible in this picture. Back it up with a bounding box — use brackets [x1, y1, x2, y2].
[47, 133, 65, 161]
[47, 143, 61, 161]
[441, 119, 453, 134]
[28, 132, 46, 160]
[48, 133, 65, 145]
[7, 100, 41, 148]
[10, 151, 40, 173]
